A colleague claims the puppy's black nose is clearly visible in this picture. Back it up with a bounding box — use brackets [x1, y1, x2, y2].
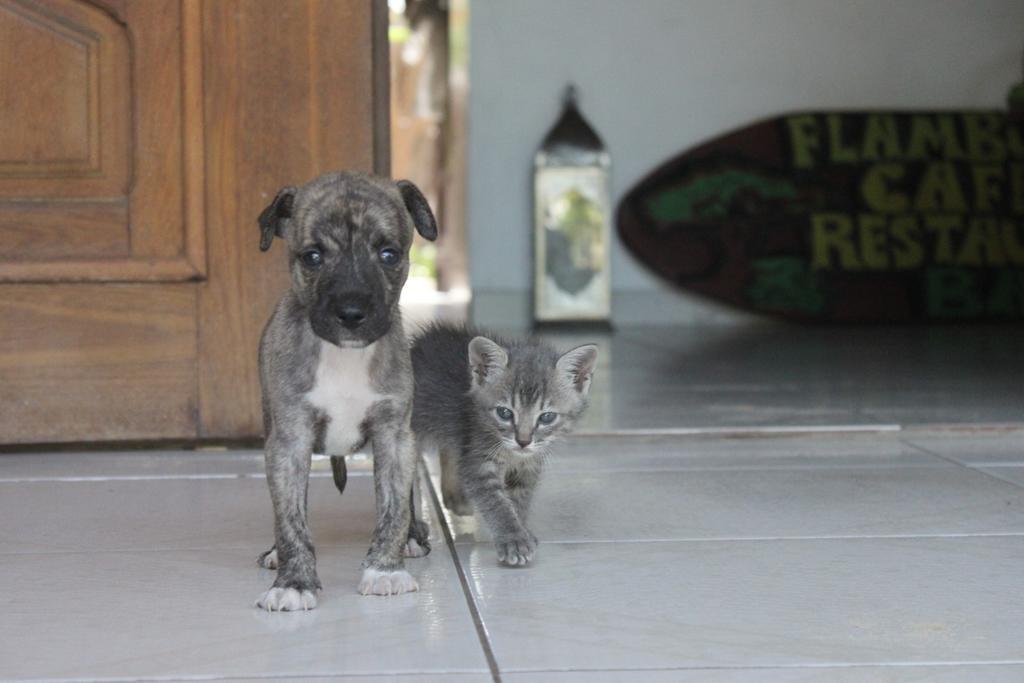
[336, 304, 367, 328]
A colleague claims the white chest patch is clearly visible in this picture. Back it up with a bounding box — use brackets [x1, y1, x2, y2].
[305, 341, 383, 455]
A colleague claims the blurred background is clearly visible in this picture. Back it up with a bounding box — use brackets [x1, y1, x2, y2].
[1, 0, 1022, 445]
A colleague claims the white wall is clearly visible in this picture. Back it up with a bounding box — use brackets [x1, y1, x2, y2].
[466, 0, 1024, 326]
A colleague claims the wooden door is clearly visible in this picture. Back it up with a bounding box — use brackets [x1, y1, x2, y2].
[0, 0, 389, 444]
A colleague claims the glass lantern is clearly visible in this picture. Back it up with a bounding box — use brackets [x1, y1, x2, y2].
[533, 85, 612, 325]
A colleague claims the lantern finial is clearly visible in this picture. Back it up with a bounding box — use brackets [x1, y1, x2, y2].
[538, 85, 606, 165]
[564, 83, 578, 107]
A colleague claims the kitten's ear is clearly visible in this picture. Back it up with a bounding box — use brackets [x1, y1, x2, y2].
[556, 344, 598, 395]
[468, 336, 508, 388]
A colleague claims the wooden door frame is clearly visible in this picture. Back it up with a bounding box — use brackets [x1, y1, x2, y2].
[196, 0, 392, 440]
[0, 0, 391, 446]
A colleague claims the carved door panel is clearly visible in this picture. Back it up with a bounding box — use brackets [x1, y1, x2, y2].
[0, 0, 388, 444]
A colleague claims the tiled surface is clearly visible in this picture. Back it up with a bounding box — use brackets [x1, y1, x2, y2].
[902, 429, 1024, 466]
[3, 325, 1024, 681]
[0, 472, 490, 681]
[461, 537, 1024, 671]
[975, 467, 1024, 487]
[0, 474, 376, 553]
[0, 449, 369, 481]
[517, 464, 1024, 541]
[432, 433, 1024, 545]
[4, 430, 1024, 681]
[548, 325, 1024, 432]
[901, 429, 1024, 495]
[198, 677, 493, 683]
[0, 449, 265, 480]
[440, 428, 1024, 680]
[543, 432, 939, 471]
[2, 545, 486, 681]
[503, 666, 1024, 681]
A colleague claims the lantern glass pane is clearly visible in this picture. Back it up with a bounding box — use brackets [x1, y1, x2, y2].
[534, 166, 611, 320]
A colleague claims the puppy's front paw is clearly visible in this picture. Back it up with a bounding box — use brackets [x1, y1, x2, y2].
[358, 568, 419, 596]
[255, 586, 318, 611]
[257, 547, 278, 569]
[496, 533, 536, 567]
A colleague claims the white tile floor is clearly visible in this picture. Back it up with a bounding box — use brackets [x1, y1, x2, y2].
[2, 325, 1023, 682]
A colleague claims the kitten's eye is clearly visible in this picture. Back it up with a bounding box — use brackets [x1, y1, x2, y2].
[495, 406, 513, 421]
[379, 247, 400, 266]
[299, 249, 323, 268]
[538, 412, 558, 425]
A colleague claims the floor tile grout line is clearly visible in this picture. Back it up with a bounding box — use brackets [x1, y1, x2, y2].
[2, 459, 988, 484]
[452, 532, 1024, 547]
[960, 463, 1024, 469]
[546, 463, 955, 474]
[8, 532, 1024, 559]
[577, 424, 902, 437]
[0, 473, 368, 484]
[2, 670, 493, 683]
[420, 462, 503, 683]
[0, 545, 264, 557]
[900, 437, 984, 469]
[7, 532, 1023, 559]
[499, 660, 1024, 674]
[0, 474, 243, 483]
[0, 462, 964, 485]
[959, 466, 1024, 490]
[900, 438, 1024, 491]
[8, 661, 1024, 682]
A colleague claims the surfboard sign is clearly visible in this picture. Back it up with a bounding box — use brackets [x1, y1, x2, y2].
[617, 111, 1024, 322]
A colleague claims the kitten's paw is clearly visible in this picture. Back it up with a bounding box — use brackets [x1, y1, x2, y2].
[257, 547, 278, 569]
[358, 568, 419, 596]
[496, 534, 536, 567]
[255, 586, 318, 611]
[404, 537, 430, 558]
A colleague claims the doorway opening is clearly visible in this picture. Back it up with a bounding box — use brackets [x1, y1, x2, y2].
[390, 0, 469, 319]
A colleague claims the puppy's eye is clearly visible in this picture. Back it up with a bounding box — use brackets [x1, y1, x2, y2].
[495, 406, 513, 421]
[538, 412, 558, 425]
[379, 247, 400, 266]
[299, 249, 322, 268]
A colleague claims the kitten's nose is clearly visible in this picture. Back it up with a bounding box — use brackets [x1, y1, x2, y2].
[516, 436, 532, 449]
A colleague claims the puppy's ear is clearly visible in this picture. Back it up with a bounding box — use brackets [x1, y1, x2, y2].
[468, 336, 508, 388]
[258, 186, 296, 252]
[556, 344, 598, 395]
[396, 180, 438, 241]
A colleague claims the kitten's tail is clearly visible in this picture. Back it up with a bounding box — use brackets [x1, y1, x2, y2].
[330, 455, 347, 495]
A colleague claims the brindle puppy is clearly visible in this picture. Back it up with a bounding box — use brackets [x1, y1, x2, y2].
[255, 172, 436, 611]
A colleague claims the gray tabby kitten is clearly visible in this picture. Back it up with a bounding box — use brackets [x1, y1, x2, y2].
[410, 322, 598, 566]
